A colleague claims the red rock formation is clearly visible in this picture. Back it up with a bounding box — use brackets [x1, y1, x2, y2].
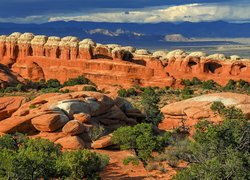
[159, 93, 250, 133]
[0, 64, 25, 88]
[0, 32, 249, 89]
[0, 96, 26, 120]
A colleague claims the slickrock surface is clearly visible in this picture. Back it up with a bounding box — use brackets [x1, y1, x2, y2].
[0, 91, 144, 150]
[159, 93, 250, 131]
[0, 64, 25, 88]
[0, 96, 26, 120]
[0, 32, 249, 89]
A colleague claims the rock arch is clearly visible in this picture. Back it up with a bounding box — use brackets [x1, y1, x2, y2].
[204, 62, 222, 74]
[230, 63, 247, 76]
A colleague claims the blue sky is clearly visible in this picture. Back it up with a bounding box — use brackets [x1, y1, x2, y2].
[0, 0, 249, 23]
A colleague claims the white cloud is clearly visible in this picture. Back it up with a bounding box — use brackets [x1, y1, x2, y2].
[48, 3, 250, 23]
[0, 16, 46, 23]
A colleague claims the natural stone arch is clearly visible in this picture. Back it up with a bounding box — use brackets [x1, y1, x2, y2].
[186, 59, 199, 73]
[230, 63, 247, 76]
[204, 62, 222, 74]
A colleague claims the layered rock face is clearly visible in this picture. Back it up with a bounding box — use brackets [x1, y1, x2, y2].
[159, 93, 250, 132]
[0, 91, 144, 149]
[0, 32, 249, 88]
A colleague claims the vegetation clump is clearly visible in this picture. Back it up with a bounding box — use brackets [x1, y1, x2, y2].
[171, 105, 250, 179]
[112, 123, 171, 165]
[117, 88, 137, 97]
[0, 134, 109, 180]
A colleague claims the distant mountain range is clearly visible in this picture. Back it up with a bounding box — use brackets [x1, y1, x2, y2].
[0, 20, 250, 49]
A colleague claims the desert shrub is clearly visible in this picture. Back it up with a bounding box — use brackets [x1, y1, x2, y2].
[88, 125, 105, 141]
[210, 101, 225, 113]
[181, 77, 202, 86]
[112, 123, 171, 164]
[117, 88, 127, 97]
[0, 135, 61, 179]
[141, 87, 163, 125]
[40, 87, 60, 93]
[201, 80, 217, 90]
[16, 83, 26, 92]
[117, 88, 137, 97]
[210, 101, 246, 119]
[46, 79, 61, 88]
[83, 86, 97, 92]
[56, 150, 109, 180]
[63, 75, 92, 86]
[4, 86, 17, 93]
[237, 79, 250, 89]
[26, 80, 47, 90]
[181, 87, 194, 99]
[223, 79, 237, 91]
[126, 88, 137, 96]
[173, 107, 250, 180]
[123, 156, 140, 166]
[0, 134, 109, 180]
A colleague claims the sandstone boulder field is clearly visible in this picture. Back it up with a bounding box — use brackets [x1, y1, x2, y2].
[0, 91, 143, 149]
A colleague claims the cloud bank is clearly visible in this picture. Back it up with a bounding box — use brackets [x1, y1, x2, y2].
[48, 3, 250, 23]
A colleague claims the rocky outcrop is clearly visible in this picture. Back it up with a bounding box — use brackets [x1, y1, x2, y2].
[159, 93, 250, 131]
[0, 96, 26, 120]
[0, 64, 25, 88]
[0, 32, 249, 89]
[0, 91, 144, 149]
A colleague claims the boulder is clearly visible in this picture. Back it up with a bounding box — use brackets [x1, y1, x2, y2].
[73, 113, 91, 123]
[91, 134, 113, 149]
[31, 110, 69, 132]
[62, 120, 85, 135]
[0, 64, 25, 88]
[159, 93, 250, 131]
[0, 114, 37, 133]
[0, 96, 26, 120]
[55, 99, 91, 118]
[55, 136, 85, 149]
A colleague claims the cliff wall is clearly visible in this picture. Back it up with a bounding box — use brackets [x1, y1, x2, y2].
[0, 32, 249, 88]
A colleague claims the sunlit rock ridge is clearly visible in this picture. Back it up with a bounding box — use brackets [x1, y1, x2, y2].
[0, 32, 249, 88]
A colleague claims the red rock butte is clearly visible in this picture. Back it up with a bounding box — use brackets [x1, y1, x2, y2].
[0, 32, 249, 88]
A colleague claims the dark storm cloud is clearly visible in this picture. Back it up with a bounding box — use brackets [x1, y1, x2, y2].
[0, 0, 237, 17]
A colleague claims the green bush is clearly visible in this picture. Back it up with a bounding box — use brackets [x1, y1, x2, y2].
[56, 150, 109, 180]
[0, 135, 61, 179]
[117, 88, 137, 97]
[173, 107, 250, 180]
[201, 80, 217, 90]
[4, 86, 17, 93]
[123, 156, 140, 166]
[63, 75, 92, 87]
[117, 88, 127, 97]
[210, 101, 246, 119]
[88, 125, 105, 141]
[40, 87, 60, 93]
[210, 101, 225, 113]
[83, 86, 97, 92]
[16, 83, 26, 92]
[181, 77, 202, 86]
[112, 123, 171, 164]
[46, 79, 61, 88]
[181, 87, 194, 99]
[223, 79, 236, 91]
[141, 87, 163, 125]
[0, 134, 109, 180]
